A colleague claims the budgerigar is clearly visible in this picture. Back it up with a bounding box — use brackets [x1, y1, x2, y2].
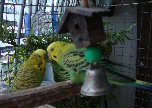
[12, 49, 47, 91]
[47, 41, 152, 90]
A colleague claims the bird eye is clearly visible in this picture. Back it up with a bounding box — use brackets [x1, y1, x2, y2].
[53, 55, 57, 58]
[51, 48, 54, 52]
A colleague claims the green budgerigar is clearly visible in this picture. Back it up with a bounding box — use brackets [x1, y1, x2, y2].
[12, 49, 47, 91]
[47, 41, 152, 91]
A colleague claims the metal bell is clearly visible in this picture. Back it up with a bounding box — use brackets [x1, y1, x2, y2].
[81, 66, 111, 96]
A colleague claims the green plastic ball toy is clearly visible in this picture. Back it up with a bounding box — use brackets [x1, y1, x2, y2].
[85, 46, 103, 63]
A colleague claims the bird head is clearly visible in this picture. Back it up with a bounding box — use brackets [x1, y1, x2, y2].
[33, 49, 48, 62]
[47, 41, 67, 62]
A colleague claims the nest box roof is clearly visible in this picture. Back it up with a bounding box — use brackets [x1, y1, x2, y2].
[57, 7, 110, 34]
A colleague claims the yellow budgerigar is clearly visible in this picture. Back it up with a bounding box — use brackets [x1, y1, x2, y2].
[47, 41, 152, 90]
[13, 49, 47, 91]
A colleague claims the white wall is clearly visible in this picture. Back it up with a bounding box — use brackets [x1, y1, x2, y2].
[101, 3, 137, 108]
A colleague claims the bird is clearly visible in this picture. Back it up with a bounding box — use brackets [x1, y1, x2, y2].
[12, 49, 47, 91]
[47, 41, 152, 91]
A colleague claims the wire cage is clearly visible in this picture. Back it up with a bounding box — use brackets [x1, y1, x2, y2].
[0, 0, 151, 108]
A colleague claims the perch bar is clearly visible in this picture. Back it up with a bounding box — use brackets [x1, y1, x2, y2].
[0, 80, 80, 108]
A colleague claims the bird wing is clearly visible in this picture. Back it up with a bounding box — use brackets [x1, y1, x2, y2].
[59, 48, 89, 73]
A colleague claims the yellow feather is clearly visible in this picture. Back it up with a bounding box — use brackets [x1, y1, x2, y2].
[47, 41, 74, 62]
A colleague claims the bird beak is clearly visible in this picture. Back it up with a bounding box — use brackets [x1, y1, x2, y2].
[44, 53, 49, 60]
[48, 53, 52, 61]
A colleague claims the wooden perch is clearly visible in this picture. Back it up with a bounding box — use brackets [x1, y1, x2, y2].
[0, 81, 81, 108]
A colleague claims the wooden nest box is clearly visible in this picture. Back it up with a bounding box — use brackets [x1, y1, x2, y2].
[57, 7, 110, 48]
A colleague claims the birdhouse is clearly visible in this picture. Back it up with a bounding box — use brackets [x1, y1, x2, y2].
[57, 7, 110, 48]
